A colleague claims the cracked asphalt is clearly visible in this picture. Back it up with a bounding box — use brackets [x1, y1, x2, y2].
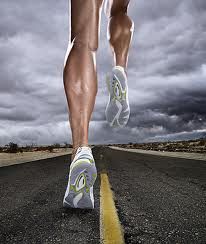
[0, 146, 206, 243]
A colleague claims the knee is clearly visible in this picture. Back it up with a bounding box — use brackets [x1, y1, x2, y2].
[71, 37, 99, 52]
[89, 40, 99, 52]
[104, 0, 130, 18]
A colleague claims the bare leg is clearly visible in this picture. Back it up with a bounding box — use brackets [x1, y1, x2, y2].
[105, 0, 133, 68]
[104, 0, 133, 127]
[63, 0, 103, 159]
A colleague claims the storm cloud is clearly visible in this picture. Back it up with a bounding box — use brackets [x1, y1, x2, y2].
[0, 0, 206, 145]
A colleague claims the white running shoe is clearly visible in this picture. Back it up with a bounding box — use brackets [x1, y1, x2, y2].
[63, 146, 97, 209]
[105, 66, 130, 127]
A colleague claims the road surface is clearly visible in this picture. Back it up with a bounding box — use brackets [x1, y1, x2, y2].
[0, 147, 206, 243]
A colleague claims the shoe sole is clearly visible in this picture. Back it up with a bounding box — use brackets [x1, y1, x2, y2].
[63, 159, 97, 209]
[105, 69, 130, 127]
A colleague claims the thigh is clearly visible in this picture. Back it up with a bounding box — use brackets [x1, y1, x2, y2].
[70, 0, 103, 50]
[105, 0, 130, 17]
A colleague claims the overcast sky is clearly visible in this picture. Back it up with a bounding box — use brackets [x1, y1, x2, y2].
[0, 0, 206, 146]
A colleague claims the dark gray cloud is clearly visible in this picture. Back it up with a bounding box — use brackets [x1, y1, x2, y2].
[0, 0, 206, 145]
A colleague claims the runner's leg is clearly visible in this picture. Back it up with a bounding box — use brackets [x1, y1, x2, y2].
[105, 0, 133, 68]
[63, 0, 103, 159]
[104, 0, 133, 127]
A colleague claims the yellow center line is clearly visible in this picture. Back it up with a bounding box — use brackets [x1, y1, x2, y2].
[100, 173, 125, 244]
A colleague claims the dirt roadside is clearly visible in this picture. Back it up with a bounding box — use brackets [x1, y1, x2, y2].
[0, 148, 72, 167]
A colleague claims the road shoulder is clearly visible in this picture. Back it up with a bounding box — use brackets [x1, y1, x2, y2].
[110, 146, 206, 161]
[0, 149, 72, 167]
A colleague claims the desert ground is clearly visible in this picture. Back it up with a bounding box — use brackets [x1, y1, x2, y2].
[111, 138, 206, 153]
[0, 148, 72, 167]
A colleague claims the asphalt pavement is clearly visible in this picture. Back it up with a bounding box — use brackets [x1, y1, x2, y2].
[0, 147, 206, 244]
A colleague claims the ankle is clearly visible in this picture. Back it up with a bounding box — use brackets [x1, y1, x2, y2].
[71, 144, 90, 161]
